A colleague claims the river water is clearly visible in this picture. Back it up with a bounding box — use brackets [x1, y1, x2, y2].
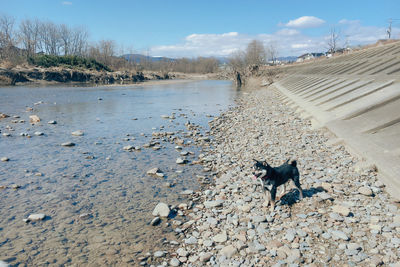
[0, 80, 236, 266]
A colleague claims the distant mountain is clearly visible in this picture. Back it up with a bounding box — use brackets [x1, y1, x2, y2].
[122, 54, 230, 64]
[122, 54, 176, 63]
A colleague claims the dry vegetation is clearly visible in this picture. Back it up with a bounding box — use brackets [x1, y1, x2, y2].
[0, 14, 220, 75]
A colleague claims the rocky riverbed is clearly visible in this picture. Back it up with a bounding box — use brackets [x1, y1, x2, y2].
[0, 81, 237, 266]
[145, 88, 400, 266]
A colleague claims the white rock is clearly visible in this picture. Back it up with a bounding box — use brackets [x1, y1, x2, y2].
[220, 245, 237, 258]
[29, 115, 40, 124]
[185, 236, 197, 245]
[28, 213, 46, 221]
[71, 130, 84, 136]
[331, 230, 349, 240]
[47, 120, 57, 124]
[34, 131, 44, 136]
[204, 200, 223, 208]
[147, 167, 162, 175]
[332, 205, 351, 217]
[180, 190, 193, 195]
[177, 248, 189, 257]
[358, 186, 373, 196]
[123, 145, 134, 151]
[213, 231, 227, 243]
[170, 258, 180, 266]
[153, 251, 165, 258]
[1, 157, 9, 162]
[152, 203, 170, 217]
[176, 158, 186, 164]
[200, 252, 212, 262]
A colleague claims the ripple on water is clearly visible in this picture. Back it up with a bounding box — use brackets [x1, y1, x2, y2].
[0, 80, 237, 265]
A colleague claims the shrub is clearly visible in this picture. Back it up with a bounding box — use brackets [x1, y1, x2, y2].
[27, 55, 112, 71]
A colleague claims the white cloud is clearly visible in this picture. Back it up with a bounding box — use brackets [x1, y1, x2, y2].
[337, 19, 398, 44]
[62, 1, 72, 5]
[291, 43, 310, 49]
[285, 16, 325, 28]
[276, 28, 300, 36]
[148, 20, 399, 58]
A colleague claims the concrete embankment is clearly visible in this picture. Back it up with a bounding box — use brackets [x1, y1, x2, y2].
[272, 41, 400, 197]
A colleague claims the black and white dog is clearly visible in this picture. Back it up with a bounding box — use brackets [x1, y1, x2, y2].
[252, 159, 303, 211]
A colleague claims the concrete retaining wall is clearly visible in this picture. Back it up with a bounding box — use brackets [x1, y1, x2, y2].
[272, 41, 400, 197]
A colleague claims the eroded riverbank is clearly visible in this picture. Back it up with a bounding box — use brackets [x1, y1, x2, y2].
[152, 87, 400, 266]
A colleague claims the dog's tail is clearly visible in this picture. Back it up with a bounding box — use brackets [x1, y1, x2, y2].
[290, 159, 297, 167]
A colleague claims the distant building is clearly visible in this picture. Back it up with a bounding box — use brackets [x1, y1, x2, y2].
[296, 53, 324, 62]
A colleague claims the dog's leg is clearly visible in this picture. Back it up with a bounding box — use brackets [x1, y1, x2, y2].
[263, 188, 270, 207]
[270, 186, 277, 212]
[293, 176, 303, 199]
[259, 178, 270, 207]
[278, 184, 286, 200]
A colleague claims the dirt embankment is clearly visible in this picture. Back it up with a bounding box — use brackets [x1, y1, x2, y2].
[0, 66, 172, 86]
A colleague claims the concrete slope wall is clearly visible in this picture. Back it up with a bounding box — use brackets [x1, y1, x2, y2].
[272, 41, 400, 197]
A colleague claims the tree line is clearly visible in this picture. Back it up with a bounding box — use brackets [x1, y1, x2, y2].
[0, 14, 219, 73]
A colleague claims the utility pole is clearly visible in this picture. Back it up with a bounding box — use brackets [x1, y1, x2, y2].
[345, 35, 350, 50]
[387, 19, 400, 39]
[387, 19, 392, 39]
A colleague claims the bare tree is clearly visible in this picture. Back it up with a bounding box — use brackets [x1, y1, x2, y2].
[59, 24, 71, 55]
[40, 21, 61, 55]
[245, 39, 266, 66]
[0, 14, 15, 47]
[19, 18, 41, 57]
[0, 14, 17, 62]
[70, 26, 88, 56]
[228, 50, 246, 71]
[266, 41, 278, 65]
[99, 40, 116, 66]
[327, 27, 340, 54]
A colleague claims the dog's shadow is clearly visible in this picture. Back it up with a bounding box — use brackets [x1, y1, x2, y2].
[279, 186, 325, 206]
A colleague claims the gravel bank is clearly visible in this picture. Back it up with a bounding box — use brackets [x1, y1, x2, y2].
[150, 88, 400, 266]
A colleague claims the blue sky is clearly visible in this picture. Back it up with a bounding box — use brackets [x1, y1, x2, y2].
[2, 0, 400, 57]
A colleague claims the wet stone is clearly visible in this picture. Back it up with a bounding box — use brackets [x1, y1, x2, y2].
[71, 130, 84, 136]
[61, 142, 75, 147]
[27, 213, 46, 221]
[152, 203, 170, 217]
[153, 251, 165, 258]
[150, 217, 161, 226]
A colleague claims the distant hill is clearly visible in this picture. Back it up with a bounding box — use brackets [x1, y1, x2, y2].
[122, 54, 296, 65]
[122, 54, 176, 63]
[122, 54, 231, 64]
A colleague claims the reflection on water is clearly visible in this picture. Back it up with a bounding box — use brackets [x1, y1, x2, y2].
[0, 80, 235, 265]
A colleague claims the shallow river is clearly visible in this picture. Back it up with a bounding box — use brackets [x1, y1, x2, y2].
[0, 80, 236, 266]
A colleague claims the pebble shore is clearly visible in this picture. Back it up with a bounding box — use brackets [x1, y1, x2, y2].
[148, 88, 400, 266]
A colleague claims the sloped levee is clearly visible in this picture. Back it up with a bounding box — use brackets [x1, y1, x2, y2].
[273, 41, 400, 197]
